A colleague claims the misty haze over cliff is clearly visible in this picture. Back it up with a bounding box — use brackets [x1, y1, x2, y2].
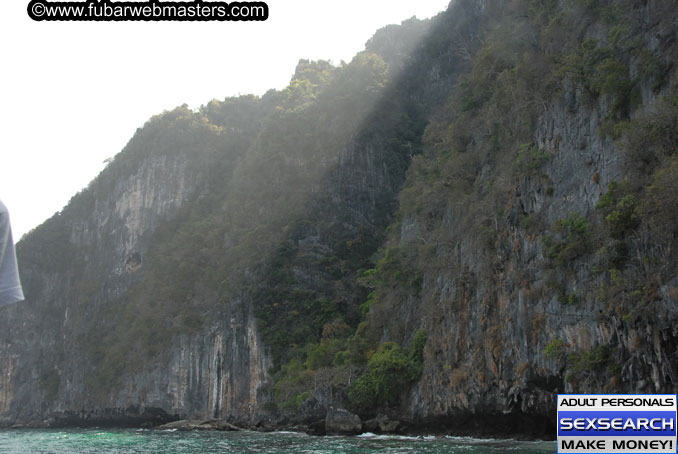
[1, 0, 678, 438]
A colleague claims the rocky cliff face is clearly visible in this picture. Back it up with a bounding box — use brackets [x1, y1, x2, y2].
[0, 111, 271, 425]
[2, 0, 677, 436]
[0, 15, 441, 427]
[364, 0, 678, 436]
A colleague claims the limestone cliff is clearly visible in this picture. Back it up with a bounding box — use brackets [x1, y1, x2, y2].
[0, 15, 438, 427]
[1, 0, 677, 436]
[363, 0, 678, 436]
[0, 109, 271, 425]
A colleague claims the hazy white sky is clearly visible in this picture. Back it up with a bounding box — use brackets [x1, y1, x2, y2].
[0, 0, 450, 241]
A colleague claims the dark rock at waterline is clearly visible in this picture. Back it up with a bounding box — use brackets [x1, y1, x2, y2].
[363, 414, 400, 433]
[156, 419, 242, 431]
[216, 420, 244, 431]
[306, 419, 326, 436]
[297, 395, 330, 423]
[251, 417, 280, 432]
[37, 407, 179, 429]
[324, 407, 362, 435]
[411, 412, 557, 440]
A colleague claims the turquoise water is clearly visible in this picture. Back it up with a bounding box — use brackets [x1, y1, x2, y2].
[0, 428, 554, 453]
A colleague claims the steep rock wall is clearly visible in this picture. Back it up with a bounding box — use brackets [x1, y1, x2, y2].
[0, 111, 270, 426]
[363, 0, 678, 436]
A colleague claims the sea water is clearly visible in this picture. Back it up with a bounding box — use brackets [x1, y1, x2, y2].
[0, 428, 554, 453]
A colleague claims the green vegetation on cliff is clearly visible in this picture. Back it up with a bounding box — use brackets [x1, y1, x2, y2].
[7, 0, 678, 429]
[360, 0, 678, 402]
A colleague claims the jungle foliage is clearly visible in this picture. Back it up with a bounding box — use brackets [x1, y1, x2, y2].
[16, 0, 678, 412]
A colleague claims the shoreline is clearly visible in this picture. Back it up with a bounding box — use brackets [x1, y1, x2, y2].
[0, 417, 557, 442]
[0, 425, 557, 444]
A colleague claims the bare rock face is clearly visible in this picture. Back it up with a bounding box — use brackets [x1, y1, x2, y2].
[156, 419, 241, 431]
[2, 0, 677, 438]
[364, 414, 400, 433]
[0, 109, 272, 428]
[325, 407, 362, 435]
[365, 0, 678, 437]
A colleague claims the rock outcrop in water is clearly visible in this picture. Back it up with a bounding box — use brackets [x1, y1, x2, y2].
[324, 407, 362, 435]
[1, 0, 677, 437]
